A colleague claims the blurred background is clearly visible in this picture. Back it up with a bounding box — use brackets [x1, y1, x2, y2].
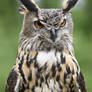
[0, 0, 92, 91]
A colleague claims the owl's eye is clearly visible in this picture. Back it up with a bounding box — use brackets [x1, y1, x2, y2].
[61, 19, 66, 27]
[34, 21, 44, 29]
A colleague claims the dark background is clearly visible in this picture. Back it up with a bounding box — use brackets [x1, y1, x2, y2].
[0, 0, 92, 91]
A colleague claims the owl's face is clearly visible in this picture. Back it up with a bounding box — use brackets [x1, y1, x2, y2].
[19, 0, 77, 50]
[32, 9, 73, 43]
[22, 9, 73, 42]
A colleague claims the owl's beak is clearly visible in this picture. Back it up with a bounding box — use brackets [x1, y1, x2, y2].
[50, 28, 56, 42]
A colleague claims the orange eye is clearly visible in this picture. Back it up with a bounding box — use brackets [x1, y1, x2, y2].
[34, 21, 44, 29]
[61, 19, 66, 27]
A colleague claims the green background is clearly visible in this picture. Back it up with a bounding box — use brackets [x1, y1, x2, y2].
[0, 0, 92, 91]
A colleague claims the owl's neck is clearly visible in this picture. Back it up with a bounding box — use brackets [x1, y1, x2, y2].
[19, 35, 74, 56]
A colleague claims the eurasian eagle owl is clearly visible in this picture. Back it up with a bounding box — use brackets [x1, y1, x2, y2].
[5, 0, 87, 92]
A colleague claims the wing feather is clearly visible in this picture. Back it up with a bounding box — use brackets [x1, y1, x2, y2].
[77, 71, 87, 92]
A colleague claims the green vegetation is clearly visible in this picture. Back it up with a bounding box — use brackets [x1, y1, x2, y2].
[0, 0, 92, 91]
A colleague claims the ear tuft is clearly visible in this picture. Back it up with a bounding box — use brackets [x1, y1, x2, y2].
[19, 0, 40, 14]
[62, 0, 78, 13]
[63, 0, 69, 10]
[18, 5, 28, 14]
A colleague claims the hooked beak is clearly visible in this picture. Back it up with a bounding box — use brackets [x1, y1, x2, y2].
[50, 28, 57, 42]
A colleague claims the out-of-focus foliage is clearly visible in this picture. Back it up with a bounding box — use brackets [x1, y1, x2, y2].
[0, 0, 92, 92]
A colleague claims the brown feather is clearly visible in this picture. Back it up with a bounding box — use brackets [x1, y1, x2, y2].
[77, 71, 87, 92]
[5, 69, 18, 92]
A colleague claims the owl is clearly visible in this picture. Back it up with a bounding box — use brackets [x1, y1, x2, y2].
[5, 0, 87, 92]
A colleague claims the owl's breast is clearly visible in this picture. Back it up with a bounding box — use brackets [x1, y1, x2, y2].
[36, 50, 80, 91]
[17, 48, 80, 92]
[35, 50, 80, 92]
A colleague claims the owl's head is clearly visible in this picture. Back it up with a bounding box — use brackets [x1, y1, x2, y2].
[19, 0, 78, 51]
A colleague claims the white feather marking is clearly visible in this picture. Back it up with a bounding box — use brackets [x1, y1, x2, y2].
[56, 52, 61, 63]
[37, 50, 57, 67]
[42, 84, 50, 92]
[49, 79, 54, 89]
[35, 87, 41, 92]
[14, 79, 20, 92]
[79, 89, 81, 92]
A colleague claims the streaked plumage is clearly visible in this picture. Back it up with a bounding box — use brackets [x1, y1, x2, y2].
[5, 0, 87, 92]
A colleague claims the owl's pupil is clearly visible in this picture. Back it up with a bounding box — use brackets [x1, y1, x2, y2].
[37, 21, 42, 26]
